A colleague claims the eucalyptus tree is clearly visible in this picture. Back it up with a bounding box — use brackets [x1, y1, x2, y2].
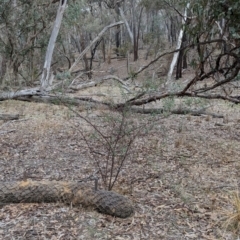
[64, 0, 115, 77]
[0, 0, 59, 85]
[41, 0, 68, 90]
[181, 0, 240, 89]
[118, 0, 240, 106]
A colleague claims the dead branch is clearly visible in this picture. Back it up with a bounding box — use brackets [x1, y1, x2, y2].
[130, 107, 224, 118]
[0, 114, 19, 120]
[0, 89, 232, 118]
[185, 92, 240, 104]
[124, 39, 226, 80]
[69, 21, 124, 72]
[0, 88, 43, 101]
[116, 89, 240, 108]
[0, 129, 16, 135]
[69, 75, 131, 92]
[15, 94, 109, 109]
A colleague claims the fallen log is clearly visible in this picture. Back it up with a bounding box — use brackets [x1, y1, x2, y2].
[0, 114, 20, 120]
[130, 107, 224, 118]
[0, 180, 134, 218]
[0, 88, 42, 101]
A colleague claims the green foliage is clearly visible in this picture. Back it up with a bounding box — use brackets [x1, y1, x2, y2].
[143, 32, 155, 45]
[183, 96, 208, 109]
[65, 0, 103, 32]
[162, 96, 175, 115]
[178, 0, 240, 88]
[181, 0, 240, 40]
[142, 77, 160, 91]
[65, 0, 85, 26]
[234, 74, 240, 81]
[128, 68, 137, 80]
[116, 42, 132, 57]
[0, 1, 56, 84]
[56, 71, 71, 80]
[212, 0, 240, 31]
[140, 0, 174, 10]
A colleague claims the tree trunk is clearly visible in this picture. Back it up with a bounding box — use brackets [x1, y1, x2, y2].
[101, 38, 106, 62]
[115, 25, 121, 57]
[80, 32, 90, 78]
[40, 0, 68, 90]
[132, 5, 143, 61]
[167, 3, 190, 84]
[0, 55, 7, 85]
[119, 7, 134, 45]
[176, 30, 188, 79]
[115, 3, 121, 57]
[69, 22, 124, 71]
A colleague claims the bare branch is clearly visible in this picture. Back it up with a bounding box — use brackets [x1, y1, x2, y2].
[69, 21, 124, 72]
[69, 75, 131, 93]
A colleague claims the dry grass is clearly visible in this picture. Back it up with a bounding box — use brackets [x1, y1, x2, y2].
[222, 191, 240, 235]
[0, 49, 240, 239]
[0, 96, 240, 239]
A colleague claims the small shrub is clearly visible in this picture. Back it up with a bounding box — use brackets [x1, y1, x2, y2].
[71, 105, 150, 191]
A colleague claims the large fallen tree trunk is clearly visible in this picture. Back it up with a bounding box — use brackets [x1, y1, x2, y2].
[0, 88, 42, 101]
[130, 107, 224, 118]
[0, 180, 134, 218]
[0, 113, 19, 120]
[0, 91, 228, 117]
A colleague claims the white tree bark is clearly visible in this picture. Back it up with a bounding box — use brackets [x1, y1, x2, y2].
[69, 21, 124, 72]
[119, 7, 134, 45]
[40, 0, 68, 90]
[0, 88, 42, 101]
[166, 3, 190, 85]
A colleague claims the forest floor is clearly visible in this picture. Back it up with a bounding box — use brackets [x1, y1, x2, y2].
[0, 52, 240, 239]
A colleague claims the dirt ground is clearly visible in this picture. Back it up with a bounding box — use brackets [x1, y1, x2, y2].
[0, 93, 239, 240]
[0, 51, 240, 239]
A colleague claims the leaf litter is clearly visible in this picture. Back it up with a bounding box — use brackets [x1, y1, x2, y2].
[0, 98, 239, 239]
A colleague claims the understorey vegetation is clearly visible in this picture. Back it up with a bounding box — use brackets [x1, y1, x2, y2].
[0, 0, 240, 239]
